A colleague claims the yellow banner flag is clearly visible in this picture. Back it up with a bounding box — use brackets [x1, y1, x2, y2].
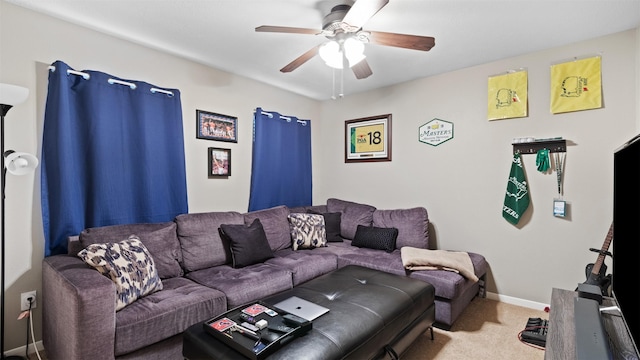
[550, 56, 602, 114]
[487, 70, 528, 121]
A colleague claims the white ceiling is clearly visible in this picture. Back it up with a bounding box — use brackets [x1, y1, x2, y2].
[6, 0, 640, 100]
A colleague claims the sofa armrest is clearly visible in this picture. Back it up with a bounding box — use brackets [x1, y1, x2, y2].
[43, 255, 117, 360]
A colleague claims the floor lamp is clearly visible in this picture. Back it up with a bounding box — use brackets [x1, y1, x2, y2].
[1, 83, 37, 360]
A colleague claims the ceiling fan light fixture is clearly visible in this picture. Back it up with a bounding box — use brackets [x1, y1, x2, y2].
[319, 38, 366, 69]
[344, 37, 366, 66]
[257, 0, 435, 85]
[319, 40, 343, 69]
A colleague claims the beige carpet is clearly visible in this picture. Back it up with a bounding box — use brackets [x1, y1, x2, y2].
[403, 296, 549, 359]
[27, 297, 549, 360]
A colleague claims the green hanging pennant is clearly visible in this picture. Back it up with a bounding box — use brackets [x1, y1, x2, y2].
[503, 152, 530, 225]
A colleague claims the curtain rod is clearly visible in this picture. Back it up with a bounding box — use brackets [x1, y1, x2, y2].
[47, 65, 174, 96]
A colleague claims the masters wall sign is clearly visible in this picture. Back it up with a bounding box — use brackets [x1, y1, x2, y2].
[419, 119, 453, 146]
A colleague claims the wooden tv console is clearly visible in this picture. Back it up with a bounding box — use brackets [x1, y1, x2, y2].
[545, 288, 639, 359]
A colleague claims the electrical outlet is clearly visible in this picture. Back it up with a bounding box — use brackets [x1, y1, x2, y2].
[20, 291, 37, 311]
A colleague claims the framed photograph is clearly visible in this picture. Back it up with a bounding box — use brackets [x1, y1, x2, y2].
[197, 110, 237, 142]
[345, 114, 392, 163]
[208, 147, 231, 177]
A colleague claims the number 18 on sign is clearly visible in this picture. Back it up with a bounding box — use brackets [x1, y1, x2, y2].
[345, 114, 392, 163]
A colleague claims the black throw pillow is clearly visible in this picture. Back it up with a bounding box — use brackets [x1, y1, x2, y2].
[219, 219, 274, 268]
[308, 210, 343, 242]
[352, 225, 399, 253]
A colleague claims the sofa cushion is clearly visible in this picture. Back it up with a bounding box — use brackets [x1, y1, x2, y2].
[308, 210, 343, 242]
[373, 207, 429, 249]
[79, 222, 182, 279]
[185, 263, 293, 308]
[175, 211, 244, 271]
[311, 240, 360, 258]
[77, 236, 163, 311]
[326, 198, 376, 239]
[266, 248, 338, 286]
[244, 205, 291, 251]
[114, 276, 226, 356]
[352, 225, 398, 253]
[219, 219, 274, 268]
[288, 213, 327, 250]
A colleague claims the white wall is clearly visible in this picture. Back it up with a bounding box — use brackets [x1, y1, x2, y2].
[317, 30, 637, 305]
[1, 0, 638, 354]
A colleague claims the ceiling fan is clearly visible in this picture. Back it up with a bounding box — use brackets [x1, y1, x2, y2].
[255, 0, 435, 80]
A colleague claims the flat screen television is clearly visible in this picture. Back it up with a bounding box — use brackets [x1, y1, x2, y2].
[612, 133, 640, 356]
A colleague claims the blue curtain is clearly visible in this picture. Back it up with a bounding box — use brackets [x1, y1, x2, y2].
[41, 60, 188, 256]
[248, 108, 312, 211]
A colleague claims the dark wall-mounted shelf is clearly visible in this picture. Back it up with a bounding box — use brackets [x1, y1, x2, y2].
[512, 139, 566, 154]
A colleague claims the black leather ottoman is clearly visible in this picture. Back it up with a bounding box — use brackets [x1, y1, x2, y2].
[183, 265, 436, 359]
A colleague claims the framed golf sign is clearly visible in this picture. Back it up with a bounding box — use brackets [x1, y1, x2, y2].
[345, 114, 392, 163]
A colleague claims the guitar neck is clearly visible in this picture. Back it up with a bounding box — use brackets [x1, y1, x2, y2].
[591, 223, 613, 276]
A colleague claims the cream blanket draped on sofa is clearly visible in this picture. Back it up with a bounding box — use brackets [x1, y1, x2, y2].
[401, 247, 479, 282]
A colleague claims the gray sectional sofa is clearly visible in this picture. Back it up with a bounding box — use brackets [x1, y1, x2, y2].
[42, 198, 488, 360]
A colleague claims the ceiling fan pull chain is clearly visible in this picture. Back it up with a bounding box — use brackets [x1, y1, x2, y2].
[331, 68, 337, 100]
[339, 66, 344, 98]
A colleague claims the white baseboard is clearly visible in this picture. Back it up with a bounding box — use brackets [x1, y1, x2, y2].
[486, 291, 550, 311]
[4, 340, 44, 358]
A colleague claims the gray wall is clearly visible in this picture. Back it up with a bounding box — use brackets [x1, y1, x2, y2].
[1, 0, 638, 354]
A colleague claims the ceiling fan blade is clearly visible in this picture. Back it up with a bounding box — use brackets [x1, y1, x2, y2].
[351, 59, 373, 79]
[366, 31, 435, 51]
[342, 0, 389, 30]
[280, 45, 321, 73]
[255, 25, 321, 35]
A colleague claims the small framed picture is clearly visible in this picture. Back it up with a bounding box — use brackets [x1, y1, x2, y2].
[208, 147, 231, 177]
[197, 110, 237, 143]
[345, 114, 392, 163]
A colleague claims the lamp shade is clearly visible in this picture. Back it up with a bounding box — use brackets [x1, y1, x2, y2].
[4, 150, 38, 175]
[0, 83, 29, 106]
[319, 38, 366, 69]
[344, 37, 366, 66]
[319, 41, 344, 69]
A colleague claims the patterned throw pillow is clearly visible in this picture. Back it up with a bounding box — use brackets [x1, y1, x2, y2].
[288, 213, 327, 250]
[77, 235, 163, 311]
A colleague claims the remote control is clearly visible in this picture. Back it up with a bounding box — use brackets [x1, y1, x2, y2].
[268, 323, 294, 333]
[240, 322, 259, 332]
